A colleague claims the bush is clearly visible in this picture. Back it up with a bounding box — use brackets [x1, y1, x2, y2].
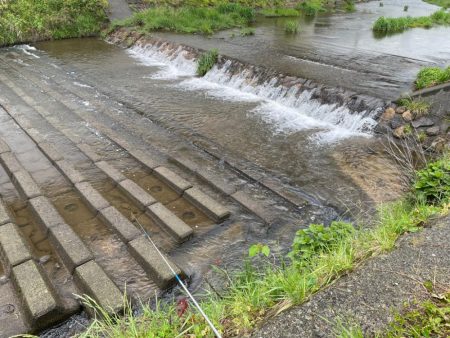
[196, 49, 218, 76]
[284, 20, 299, 34]
[415, 66, 450, 89]
[414, 157, 450, 205]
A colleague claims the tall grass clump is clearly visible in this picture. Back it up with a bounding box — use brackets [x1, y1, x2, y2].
[284, 21, 299, 34]
[296, 0, 327, 16]
[0, 0, 108, 46]
[197, 49, 218, 76]
[415, 66, 450, 89]
[344, 0, 356, 13]
[373, 9, 450, 35]
[113, 4, 255, 35]
[396, 97, 430, 116]
[260, 8, 300, 17]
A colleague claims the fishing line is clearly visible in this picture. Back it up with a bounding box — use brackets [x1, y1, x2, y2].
[135, 219, 222, 338]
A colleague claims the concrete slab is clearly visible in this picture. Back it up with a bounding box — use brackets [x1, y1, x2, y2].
[0, 139, 10, 154]
[38, 142, 63, 163]
[29, 196, 66, 234]
[0, 282, 29, 338]
[26, 128, 45, 144]
[184, 187, 230, 222]
[99, 206, 141, 243]
[56, 160, 87, 185]
[128, 235, 182, 289]
[146, 203, 193, 242]
[12, 170, 41, 199]
[75, 182, 110, 213]
[0, 152, 23, 175]
[11, 260, 59, 330]
[118, 179, 156, 211]
[77, 143, 102, 163]
[74, 260, 123, 315]
[0, 223, 32, 269]
[231, 191, 276, 224]
[0, 200, 11, 225]
[96, 161, 126, 183]
[128, 149, 160, 170]
[154, 167, 192, 195]
[49, 223, 93, 273]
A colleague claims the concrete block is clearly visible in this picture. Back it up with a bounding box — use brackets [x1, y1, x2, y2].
[96, 161, 126, 183]
[0, 200, 11, 225]
[74, 260, 123, 315]
[118, 179, 156, 211]
[75, 182, 110, 213]
[184, 187, 230, 222]
[38, 142, 63, 163]
[56, 160, 87, 185]
[146, 203, 193, 242]
[26, 128, 45, 144]
[49, 223, 92, 273]
[12, 170, 41, 199]
[12, 260, 59, 329]
[29, 196, 66, 234]
[77, 143, 102, 163]
[99, 206, 141, 243]
[231, 191, 275, 224]
[0, 152, 23, 175]
[154, 167, 192, 195]
[0, 139, 10, 154]
[129, 149, 159, 170]
[128, 235, 182, 288]
[0, 223, 32, 268]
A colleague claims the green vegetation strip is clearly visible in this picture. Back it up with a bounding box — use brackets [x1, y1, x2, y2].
[78, 155, 449, 337]
[415, 66, 450, 89]
[0, 0, 108, 46]
[373, 9, 450, 34]
[424, 0, 450, 8]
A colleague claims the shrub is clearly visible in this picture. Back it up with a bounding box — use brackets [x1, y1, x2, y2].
[415, 66, 450, 89]
[196, 49, 218, 76]
[414, 157, 450, 205]
[284, 20, 299, 34]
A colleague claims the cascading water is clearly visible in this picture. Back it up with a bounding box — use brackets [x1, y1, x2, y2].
[127, 40, 380, 144]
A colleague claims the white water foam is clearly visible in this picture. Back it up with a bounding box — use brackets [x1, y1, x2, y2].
[129, 43, 377, 143]
[15, 45, 40, 59]
[128, 43, 196, 80]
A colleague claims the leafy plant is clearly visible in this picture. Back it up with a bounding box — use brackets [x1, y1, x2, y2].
[249, 243, 270, 257]
[288, 221, 355, 264]
[196, 49, 218, 76]
[415, 66, 450, 89]
[414, 157, 450, 205]
[284, 20, 299, 34]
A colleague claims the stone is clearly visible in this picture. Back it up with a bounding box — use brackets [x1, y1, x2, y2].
[98, 206, 141, 242]
[118, 179, 156, 211]
[96, 161, 126, 183]
[412, 117, 434, 129]
[11, 260, 59, 329]
[0, 200, 11, 225]
[128, 149, 159, 170]
[12, 170, 41, 199]
[0, 139, 10, 154]
[373, 123, 390, 135]
[0, 223, 32, 268]
[146, 203, 193, 242]
[49, 223, 92, 273]
[184, 187, 231, 222]
[402, 110, 412, 122]
[75, 182, 110, 213]
[390, 115, 404, 129]
[74, 261, 123, 315]
[77, 143, 102, 163]
[153, 167, 192, 195]
[395, 106, 407, 114]
[0, 152, 22, 175]
[29, 196, 66, 234]
[56, 160, 87, 185]
[38, 142, 63, 163]
[128, 235, 184, 288]
[426, 126, 440, 136]
[393, 126, 405, 139]
[231, 191, 277, 224]
[380, 107, 395, 121]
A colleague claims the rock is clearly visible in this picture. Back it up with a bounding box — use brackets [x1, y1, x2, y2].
[390, 115, 404, 129]
[374, 123, 390, 134]
[39, 255, 51, 264]
[402, 110, 413, 122]
[393, 126, 405, 139]
[396, 106, 407, 114]
[440, 121, 449, 134]
[0, 276, 8, 285]
[412, 117, 434, 129]
[426, 126, 440, 136]
[380, 107, 396, 121]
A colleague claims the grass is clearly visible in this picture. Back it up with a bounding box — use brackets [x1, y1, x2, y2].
[396, 97, 431, 116]
[415, 66, 450, 89]
[110, 4, 255, 35]
[344, 0, 356, 13]
[196, 49, 219, 76]
[284, 21, 299, 34]
[424, 0, 450, 8]
[260, 8, 300, 17]
[0, 0, 108, 46]
[240, 27, 255, 36]
[78, 149, 449, 337]
[372, 9, 450, 35]
[296, 0, 327, 16]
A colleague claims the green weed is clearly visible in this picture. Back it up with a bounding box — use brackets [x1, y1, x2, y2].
[414, 156, 450, 205]
[284, 20, 299, 34]
[197, 49, 218, 76]
[240, 27, 255, 36]
[424, 0, 450, 8]
[296, 0, 327, 16]
[260, 8, 300, 17]
[396, 97, 430, 116]
[415, 66, 450, 89]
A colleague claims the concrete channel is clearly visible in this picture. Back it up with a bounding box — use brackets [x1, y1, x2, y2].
[0, 51, 320, 335]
